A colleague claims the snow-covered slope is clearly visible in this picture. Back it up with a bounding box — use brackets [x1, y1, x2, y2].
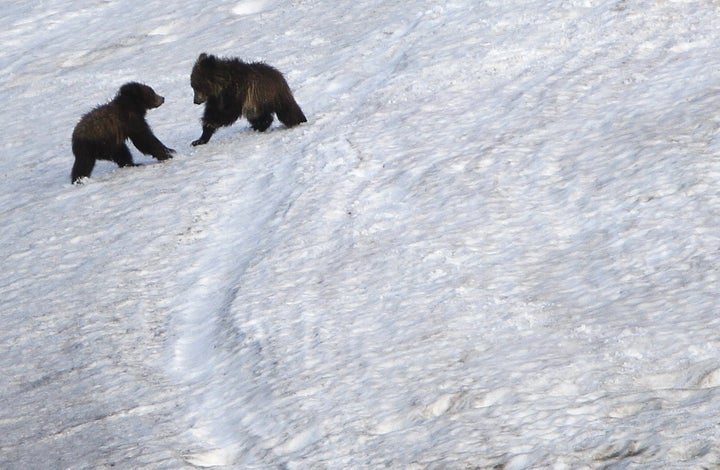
[2, 1, 720, 468]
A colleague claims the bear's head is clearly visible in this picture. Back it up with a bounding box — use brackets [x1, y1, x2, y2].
[118, 82, 165, 110]
[191, 53, 224, 105]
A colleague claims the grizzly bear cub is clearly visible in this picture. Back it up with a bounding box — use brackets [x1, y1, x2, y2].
[190, 53, 307, 145]
[71, 82, 175, 184]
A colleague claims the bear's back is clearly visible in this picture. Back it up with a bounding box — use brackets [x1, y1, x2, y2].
[72, 102, 126, 146]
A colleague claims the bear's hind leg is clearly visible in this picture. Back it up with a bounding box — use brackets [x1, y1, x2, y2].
[71, 156, 96, 184]
[276, 101, 307, 128]
[112, 144, 136, 168]
[249, 113, 274, 132]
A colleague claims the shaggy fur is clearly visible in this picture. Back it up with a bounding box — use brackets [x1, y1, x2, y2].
[190, 53, 307, 145]
[71, 82, 175, 184]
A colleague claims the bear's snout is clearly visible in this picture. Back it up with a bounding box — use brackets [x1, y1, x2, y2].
[193, 92, 207, 105]
[154, 95, 165, 107]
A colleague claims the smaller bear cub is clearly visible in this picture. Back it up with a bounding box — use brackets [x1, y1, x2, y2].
[71, 82, 175, 184]
[190, 53, 307, 145]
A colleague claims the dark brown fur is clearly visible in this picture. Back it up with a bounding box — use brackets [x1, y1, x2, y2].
[71, 82, 175, 184]
[190, 53, 307, 145]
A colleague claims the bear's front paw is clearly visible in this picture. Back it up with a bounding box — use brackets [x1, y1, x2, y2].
[157, 148, 175, 160]
[191, 138, 208, 146]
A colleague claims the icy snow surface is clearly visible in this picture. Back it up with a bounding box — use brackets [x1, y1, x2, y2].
[2, 0, 720, 468]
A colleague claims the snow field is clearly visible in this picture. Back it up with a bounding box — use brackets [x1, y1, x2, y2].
[1, 0, 720, 468]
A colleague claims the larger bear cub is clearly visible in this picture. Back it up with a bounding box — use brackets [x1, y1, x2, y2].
[71, 82, 174, 183]
[190, 53, 307, 145]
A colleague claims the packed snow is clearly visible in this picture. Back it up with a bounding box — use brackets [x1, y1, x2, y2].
[2, 0, 720, 468]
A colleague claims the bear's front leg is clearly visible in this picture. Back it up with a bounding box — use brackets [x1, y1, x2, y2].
[192, 124, 217, 146]
[155, 146, 175, 161]
[127, 121, 175, 161]
[112, 143, 136, 167]
[249, 113, 274, 132]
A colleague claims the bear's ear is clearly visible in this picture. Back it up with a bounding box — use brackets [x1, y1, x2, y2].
[199, 53, 217, 68]
[118, 82, 140, 98]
